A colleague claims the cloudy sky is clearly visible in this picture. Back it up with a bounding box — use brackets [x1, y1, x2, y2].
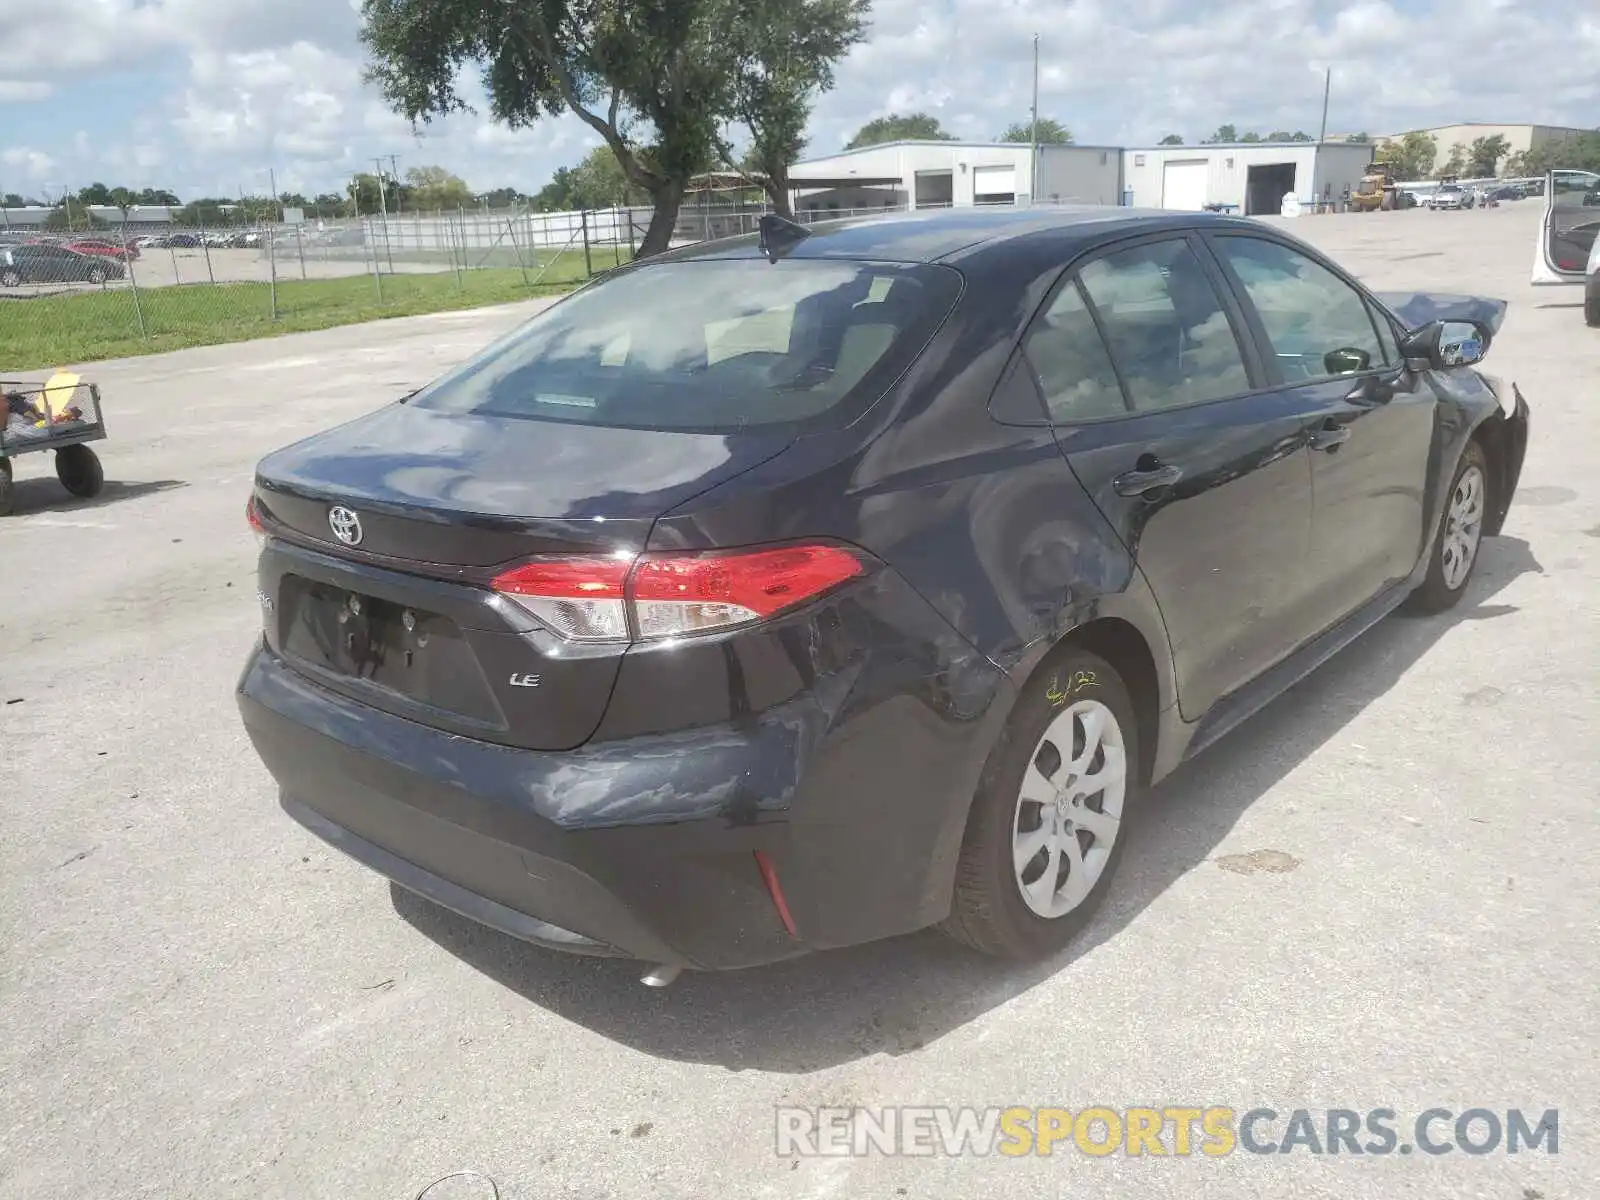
[0, 0, 1595, 201]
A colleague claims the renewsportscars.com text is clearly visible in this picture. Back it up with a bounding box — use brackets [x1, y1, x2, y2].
[776, 1106, 1560, 1158]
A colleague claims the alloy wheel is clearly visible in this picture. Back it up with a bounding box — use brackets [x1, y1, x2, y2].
[1441, 464, 1485, 591]
[1011, 699, 1128, 919]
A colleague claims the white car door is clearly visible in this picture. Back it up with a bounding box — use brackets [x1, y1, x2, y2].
[1531, 169, 1600, 286]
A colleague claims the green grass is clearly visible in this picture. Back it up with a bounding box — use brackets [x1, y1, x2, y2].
[0, 263, 610, 371]
[344, 244, 633, 272]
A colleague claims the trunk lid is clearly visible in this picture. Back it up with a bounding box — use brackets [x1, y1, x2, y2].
[253, 403, 792, 750]
[256, 401, 793, 566]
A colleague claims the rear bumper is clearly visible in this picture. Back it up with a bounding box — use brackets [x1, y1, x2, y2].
[239, 635, 1008, 969]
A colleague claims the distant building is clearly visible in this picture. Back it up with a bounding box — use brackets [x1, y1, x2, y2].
[1122, 143, 1374, 214]
[788, 141, 1126, 211]
[791, 139, 1375, 217]
[1375, 123, 1593, 166]
[0, 204, 190, 232]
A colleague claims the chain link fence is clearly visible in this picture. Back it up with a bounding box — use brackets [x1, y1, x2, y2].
[0, 197, 930, 371]
[0, 207, 644, 371]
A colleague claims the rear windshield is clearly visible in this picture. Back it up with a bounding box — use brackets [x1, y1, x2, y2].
[407, 258, 962, 431]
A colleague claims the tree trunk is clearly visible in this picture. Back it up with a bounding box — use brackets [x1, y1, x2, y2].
[763, 164, 794, 218]
[637, 176, 687, 258]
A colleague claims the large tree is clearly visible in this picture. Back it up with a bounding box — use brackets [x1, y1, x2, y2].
[361, 0, 856, 257]
[1377, 131, 1437, 181]
[845, 111, 954, 149]
[405, 165, 476, 211]
[718, 0, 867, 217]
[1435, 144, 1467, 179]
[1466, 134, 1510, 178]
[44, 203, 107, 231]
[1506, 130, 1600, 176]
[534, 145, 651, 211]
[997, 117, 1071, 145]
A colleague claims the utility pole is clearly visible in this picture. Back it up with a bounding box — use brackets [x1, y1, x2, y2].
[1030, 34, 1041, 206]
[373, 157, 395, 273]
[1318, 67, 1331, 144]
[388, 154, 402, 215]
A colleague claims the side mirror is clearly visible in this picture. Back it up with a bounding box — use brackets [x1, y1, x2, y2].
[1401, 319, 1491, 370]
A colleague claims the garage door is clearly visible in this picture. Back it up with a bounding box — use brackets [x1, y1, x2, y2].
[973, 165, 1017, 204]
[1161, 160, 1210, 211]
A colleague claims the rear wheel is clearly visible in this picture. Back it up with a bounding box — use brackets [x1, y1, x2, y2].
[0, 458, 13, 516]
[0, 268, 20, 287]
[1585, 277, 1600, 328]
[943, 648, 1139, 960]
[55, 445, 104, 498]
[87, 265, 107, 285]
[1407, 440, 1488, 613]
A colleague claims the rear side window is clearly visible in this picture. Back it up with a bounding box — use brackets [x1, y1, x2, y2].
[408, 259, 961, 431]
[1213, 236, 1384, 381]
[1076, 238, 1251, 413]
[1023, 281, 1128, 422]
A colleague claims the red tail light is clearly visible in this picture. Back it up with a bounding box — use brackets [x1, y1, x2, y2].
[246, 495, 266, 548]
[491, 556, 632, 641]
[492, 544, 863, 643]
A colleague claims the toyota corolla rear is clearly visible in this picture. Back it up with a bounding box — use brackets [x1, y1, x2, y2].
[237, 251, 999, 971]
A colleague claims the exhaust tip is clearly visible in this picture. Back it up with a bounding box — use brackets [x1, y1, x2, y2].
[640, 963, 682, 988]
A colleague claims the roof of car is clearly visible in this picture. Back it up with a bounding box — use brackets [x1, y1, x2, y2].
[663, 206, 1220, 265]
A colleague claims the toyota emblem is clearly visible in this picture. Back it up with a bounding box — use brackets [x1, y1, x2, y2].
[328, 506, 364, 546]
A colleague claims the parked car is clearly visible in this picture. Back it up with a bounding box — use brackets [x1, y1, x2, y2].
[1427, 185, 1471, 210]
[0, 244, 125, 285]
[62, 238, 139, 261]
[240, 208, 1530, 977]
[166, 233, 202, 248]
[1487, 186, 1522, 203]
[1531, 168, 1600, 326]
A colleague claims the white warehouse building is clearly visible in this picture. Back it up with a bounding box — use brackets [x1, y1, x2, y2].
[789, 141, 1125, 211]
[790, 139, 1378, 217]
[1122, 141, 1377, 214]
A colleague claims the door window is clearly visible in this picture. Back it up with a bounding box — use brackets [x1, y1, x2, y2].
[1021, 280, 1128, 422]
[1214, 236, 1384, 382]
[1076, 238, 1251, 413]
[1547, 170, 1600, 273]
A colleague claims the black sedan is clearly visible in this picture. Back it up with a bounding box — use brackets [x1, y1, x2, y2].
[239, 207, 1530, 977]
[0, 243, 125, 286]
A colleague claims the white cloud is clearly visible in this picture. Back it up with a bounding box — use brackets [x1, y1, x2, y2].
[0, 0, 1594, 198]
[0, 81, 52, 101]
[2, 147, 58, 181]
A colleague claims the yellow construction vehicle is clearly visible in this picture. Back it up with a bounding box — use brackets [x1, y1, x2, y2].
[1351, 159, 1397, 212]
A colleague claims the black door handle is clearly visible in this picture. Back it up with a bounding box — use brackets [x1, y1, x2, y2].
[1113, 460, 1183, 497]
[1308, 418, 1352, 452]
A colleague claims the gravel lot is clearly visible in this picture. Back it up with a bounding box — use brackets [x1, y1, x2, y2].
[1, 202, 1595, 1200]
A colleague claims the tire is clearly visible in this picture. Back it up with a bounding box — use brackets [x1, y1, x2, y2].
[942, 648, 1140, 960]
[0, 458, 13, 517]
[1585, 278, 1600, 328]
[55, 445, 104, 498]
[1407, 440, 1489, 613]
[87, 266, 107, 285]
[0, 268, 20, 287]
